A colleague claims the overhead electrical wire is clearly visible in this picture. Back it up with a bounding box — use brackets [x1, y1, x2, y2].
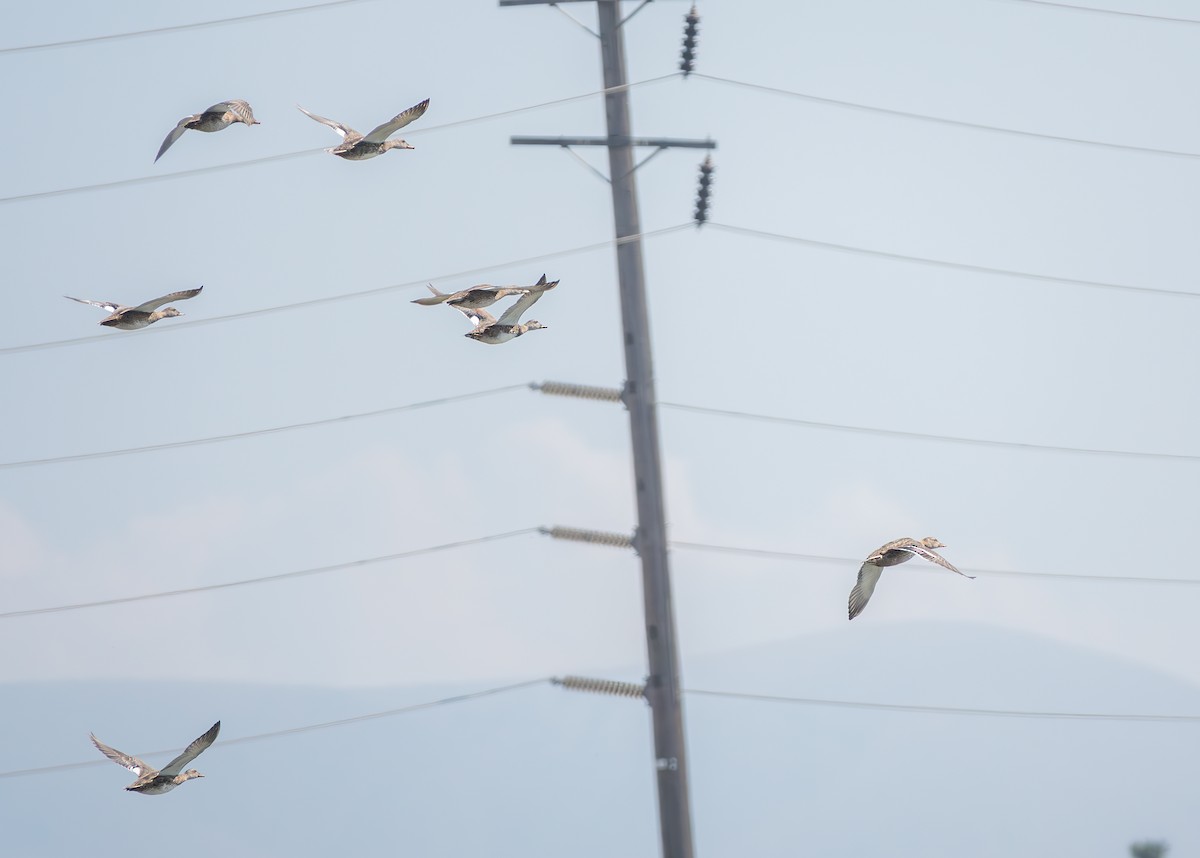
[6, 62, 1195, 206]
[5, 214, 1195, 358]
[658, 400, 1200, 463]
[0, 74, 679, 206]
[0, 223, 692, 355]
[7, 381, 1199, 469]
[0, 0, 381, 55]
[5, 525, 1194, 624]
[5, 382, 1197, 470]
[1, 676, 1192, 781]
[691, 72, 1200, 159]
[0, 385, 527, 469]
[0, 678, 548, 780]
[705, 222, 1200, 300]
[991, 0, 1200, 24]
[0, 529, 540, 620]
[684, 688, 1200, 722]
[669, 540, 1200, 586]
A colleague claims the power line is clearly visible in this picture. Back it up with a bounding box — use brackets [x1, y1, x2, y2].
[0, 223, 691, 355]
[0, 529, 539, 620]
[0, 0, 380, 55]
[684, 688, 1200, 722]
[658, 400, 1200, 463]
[0, 75, 679, 206]
[4, 675, 1191, 782]
[708, 222, 1200, 300]
[0, 385, 527, 469]
[1, 150, 319, 205]
[670, 540, 1200, 586]
[4, 525, 1192, 625]
[991, 0, 1200, 24]
[6, 382, 1195, 470]
[691, 72, 1200, 160]
[5, 675, 1191, 783]
[8, 215, 1193, 358]
[0, 678, 548, 780]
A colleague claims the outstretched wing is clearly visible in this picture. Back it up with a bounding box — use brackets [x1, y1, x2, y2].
[452, 304, 496, 328]
[207, 100, 256, 123]
[132, 287, 203, 313]
[159, 721, 221, 777]
[496, 277, 557, 326]
[296, 105, 362, 143]
[65, 295, 122, 313]
[155, 118, 193, 162]
[411, 284, 450, 306]
[848, 562, 883, 620]
[900, 545, 973, 578]
[363, 98, 430, 143]
[90, 734, 150, 776]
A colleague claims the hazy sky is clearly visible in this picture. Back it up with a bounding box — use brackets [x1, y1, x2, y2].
[1, 0, 1198, 853]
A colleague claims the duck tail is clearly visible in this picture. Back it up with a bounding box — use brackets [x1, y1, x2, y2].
[411, 284, 449, 306]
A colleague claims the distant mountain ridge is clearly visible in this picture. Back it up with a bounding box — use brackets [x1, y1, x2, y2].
[1, 622, 1193, 857]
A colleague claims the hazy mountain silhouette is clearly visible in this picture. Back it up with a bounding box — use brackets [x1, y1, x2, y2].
[1, 623, 1193, 857]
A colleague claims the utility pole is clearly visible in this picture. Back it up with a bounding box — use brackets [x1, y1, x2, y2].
[502, 3, 714, 858]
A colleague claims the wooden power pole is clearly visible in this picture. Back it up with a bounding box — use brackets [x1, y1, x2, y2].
[502, 3, 714, 857]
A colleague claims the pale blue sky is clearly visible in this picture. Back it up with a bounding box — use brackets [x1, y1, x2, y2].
[1, 0, 1197, 854]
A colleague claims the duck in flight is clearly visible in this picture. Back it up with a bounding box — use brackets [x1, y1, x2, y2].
[454, 276, 559, 344]
[90, 721, 220, 795]
[65, 287, 203, 330]
[413, 274, 550, 310]
[848, 537, 973, 620]
[296, 99, 430, 160]
[156, 100, 259, 162]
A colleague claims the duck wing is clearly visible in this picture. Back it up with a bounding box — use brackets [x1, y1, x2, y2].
[155, 116, 196, 162]
[207, 100, 255, 123]
[65, 296, 123, 314]
[899, 545, 974, 578]
[864, 536, 918, 563]
[132, 287, 203, 313]
[296, 106, 362, 144]
[90, 734, 151, 776]
[158, 721, 220, 777]
[496, 278, 557, 326]
[362, 98, 430, 143]
[452, 304, 496, 328]
[848, 562, 883, 620]
[411, 284, 451, 306]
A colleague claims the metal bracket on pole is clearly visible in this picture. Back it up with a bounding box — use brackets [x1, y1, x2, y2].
[618, 0, 654, 28]
[512, 136, 717, 183]
[561, 145, 612, 184]
[551, 3, 601, 37]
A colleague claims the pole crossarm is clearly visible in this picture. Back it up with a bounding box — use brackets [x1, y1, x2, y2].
[512, 135, 716, 149]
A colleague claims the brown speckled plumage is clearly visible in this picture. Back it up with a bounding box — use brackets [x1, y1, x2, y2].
[65, 287, 203, 330]
[848, 537, 973, 620]
[156, 101, 259, 162]
[454, 276, 559, 345]
[297, 99, 429, 160]
[90, 721, 220, 795]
